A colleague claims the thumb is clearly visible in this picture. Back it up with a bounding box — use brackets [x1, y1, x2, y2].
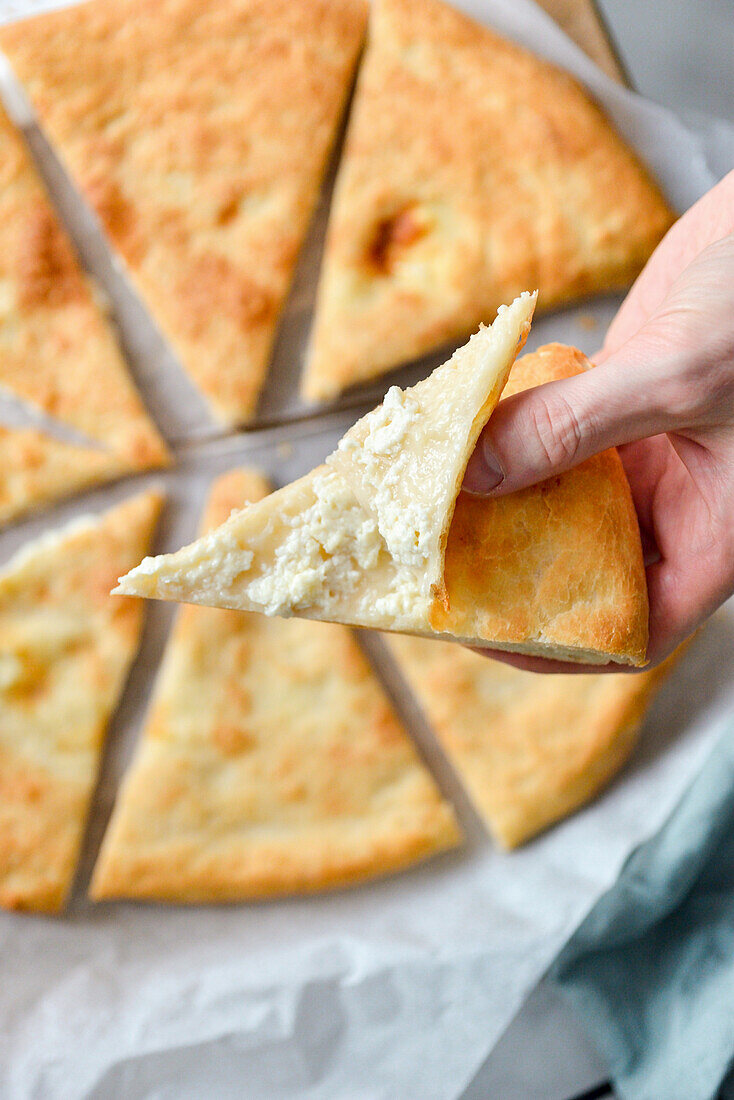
[463, 338, 686, 496]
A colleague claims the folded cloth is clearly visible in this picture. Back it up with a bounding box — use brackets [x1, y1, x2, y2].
[550, 721, 734, 1100]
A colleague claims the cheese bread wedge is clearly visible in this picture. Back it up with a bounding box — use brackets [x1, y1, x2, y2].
[0, 426, 133, 527]
[0, 490, 163, 912]
[428, 343, 648, 662]
[118, 301, 648, 666]
[0, 0, 368, 425]
[389, 634, 680, 848]
[91, 470, 459, 902]
[0, 103, 169, 506]
[303, 0, 674, 401]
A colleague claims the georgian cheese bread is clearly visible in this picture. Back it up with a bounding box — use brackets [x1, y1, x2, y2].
[302, 0, 674, 401]
[117, 311, 649, 666]
[0, 0, 368, 425]
[0, 490, 162, 912]
[0, 427, 130, 526]
[91, 470, 459, 902]
[0, 104, 169, 512]
[389, 634, 680, 847]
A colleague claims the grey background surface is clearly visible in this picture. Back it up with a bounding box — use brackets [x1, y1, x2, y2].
[599, 0, 734, 121]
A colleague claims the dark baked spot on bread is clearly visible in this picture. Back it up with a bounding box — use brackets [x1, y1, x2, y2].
[366, 205, 426, 275]
[215, 189, 243, 226]
[86, 176, 145, 265]
[213, 724, 256, 756]
[17, 206, 85, 309]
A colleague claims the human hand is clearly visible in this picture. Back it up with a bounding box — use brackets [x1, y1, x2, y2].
[463, 170, 734, 672]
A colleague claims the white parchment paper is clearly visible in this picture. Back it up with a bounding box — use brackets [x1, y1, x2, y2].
[0, 1, 732, 1097]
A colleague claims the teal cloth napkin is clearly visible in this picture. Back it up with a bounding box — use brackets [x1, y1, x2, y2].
[550, 721, 734, 1100]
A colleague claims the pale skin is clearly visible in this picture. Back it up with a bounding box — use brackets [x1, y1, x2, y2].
[463, 170, 734, 673]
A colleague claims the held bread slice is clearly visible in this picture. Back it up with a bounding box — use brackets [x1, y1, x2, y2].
[302, 0, 674, 401]
[388, 633, 682, 848]
[0, 103, 169, 492]
[429, 344, 649, 664]
[0, 0, 368, 425]
[0, 490, 163, 912]
[118, 313, 649, 666]
[328, 291, 535, 603]
[91, 470, 459, 902]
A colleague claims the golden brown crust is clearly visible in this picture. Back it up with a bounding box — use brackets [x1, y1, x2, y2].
[0, 490, 163, 912]
[0, 0, 368, 425]
[389, 634, 680, 848]
[0, 743, 89, 913]
[304, 0, 674, 400]
[0, 426, 130, 526]
[91, 469, 459, 903]
[432, 345, 649, 666]
[0, 105, 169, 474]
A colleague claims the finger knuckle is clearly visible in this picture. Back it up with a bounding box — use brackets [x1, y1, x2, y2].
[527, 393, 585, 471]
[660, 359, 732, 425]
[662, 372, 701, 420]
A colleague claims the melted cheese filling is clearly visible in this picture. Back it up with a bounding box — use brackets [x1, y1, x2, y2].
[336, 385, 433, 571]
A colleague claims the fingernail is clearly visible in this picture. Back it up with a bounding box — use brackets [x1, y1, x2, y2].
[462, 437, 505, 495]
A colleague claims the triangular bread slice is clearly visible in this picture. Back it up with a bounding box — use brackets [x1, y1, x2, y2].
[0, 489, 163, 912]
[0, 426, 132, 526]
[0, 104, 169, 481]
[117, 311, 648, 666]
[428, 344, 648, 662]
[91, 470, 459, 902]
[118, 328, 649, 665]
[0, 0, 368, 425]
[388, 633, 681, 848]
[302, 0, 674, 401]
